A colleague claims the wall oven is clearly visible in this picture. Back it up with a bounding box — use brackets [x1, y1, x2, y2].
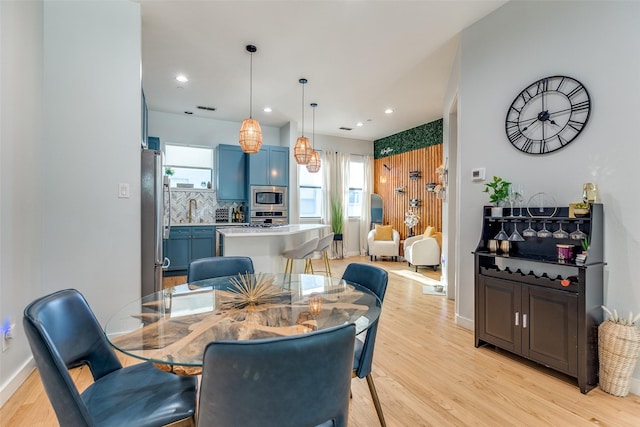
[249, 185, 288, 224]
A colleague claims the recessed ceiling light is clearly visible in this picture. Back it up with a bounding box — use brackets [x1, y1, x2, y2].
[356, 122, 364, 127]
[263, 107, 272, 113]
[184, 111, 193, 115]
[176, 74, 189, 83]
[384, 108, 394, 114]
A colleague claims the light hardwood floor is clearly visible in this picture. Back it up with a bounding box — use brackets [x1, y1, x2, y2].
[2, 256, 640, 426]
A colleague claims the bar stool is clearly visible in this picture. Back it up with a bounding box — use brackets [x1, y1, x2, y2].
[314, 233, 334, 277]
[282, 237, 319, 274]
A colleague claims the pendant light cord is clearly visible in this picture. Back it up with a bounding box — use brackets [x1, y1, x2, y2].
[312, 104, 315, 149]
[249, 51, 253, 119]
[301, 82, 305, 137]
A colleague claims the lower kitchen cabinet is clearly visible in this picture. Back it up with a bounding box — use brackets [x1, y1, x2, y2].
[164, 226, 215, 273]
[477, 275, 578, 376]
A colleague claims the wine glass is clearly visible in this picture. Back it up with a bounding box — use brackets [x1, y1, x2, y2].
[508, 222, 525, 241]
[570, 222, 587, 240]
[537, 222, 552, 238]
[522, 221, 537, 238]
[515, 184, 525, 217]
[494, 222, 509, 240]
[507, 186, 518, 217]
[553, 222, 569, 239]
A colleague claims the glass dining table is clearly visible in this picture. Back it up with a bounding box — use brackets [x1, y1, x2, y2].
[105, 273, 381, 375]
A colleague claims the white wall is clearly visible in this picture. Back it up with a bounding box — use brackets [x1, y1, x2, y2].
[0, 0, 142, 405]
[451, 0, 640, 385]
[0, 0, 44, 406]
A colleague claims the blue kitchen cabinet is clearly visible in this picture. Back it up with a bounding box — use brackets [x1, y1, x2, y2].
[190, 226, 216, 262]
[217, 144, 246, 201]
[247, 145, 289, 186]
[165, 226, 216, 273]
[165, 227, 190, 271]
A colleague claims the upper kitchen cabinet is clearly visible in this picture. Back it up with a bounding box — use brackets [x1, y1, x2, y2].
[247, 145, 289, 187]
[216, 144, 246, 201]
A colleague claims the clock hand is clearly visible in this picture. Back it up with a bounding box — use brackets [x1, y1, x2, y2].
[547, 107, 573, 117]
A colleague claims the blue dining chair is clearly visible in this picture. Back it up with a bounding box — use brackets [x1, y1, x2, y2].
[197, 324, 356, 427]
[342, 263, 389, 427]
[187, 255, 254, 282]
[23, 289, 197, 427]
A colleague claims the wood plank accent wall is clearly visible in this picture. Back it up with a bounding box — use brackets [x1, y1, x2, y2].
[373, 144, 443, 240]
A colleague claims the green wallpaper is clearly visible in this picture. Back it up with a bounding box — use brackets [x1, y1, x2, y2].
[373, 118, 443, 159]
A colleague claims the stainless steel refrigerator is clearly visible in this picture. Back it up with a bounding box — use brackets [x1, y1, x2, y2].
[141, 149, 170, 297]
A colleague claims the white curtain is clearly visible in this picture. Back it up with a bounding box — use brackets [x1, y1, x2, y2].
[322, 151, 337, 257]
[359, 155, 373, 255]
[321, 150, 334, 229]
[336, 152, 350, 257]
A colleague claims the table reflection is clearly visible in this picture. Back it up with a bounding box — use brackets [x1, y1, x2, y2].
[106, 273, 381, 374]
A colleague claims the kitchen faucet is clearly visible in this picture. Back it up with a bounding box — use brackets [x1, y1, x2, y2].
[188, 199, 198, 223]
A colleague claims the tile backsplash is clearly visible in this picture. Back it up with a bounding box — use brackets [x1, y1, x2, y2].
[165, 189, 245, 224]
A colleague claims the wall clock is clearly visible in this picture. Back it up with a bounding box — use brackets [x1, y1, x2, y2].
[505, 75, 591, 154]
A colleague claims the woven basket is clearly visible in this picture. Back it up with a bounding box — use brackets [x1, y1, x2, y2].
[598, 320, 640, 397]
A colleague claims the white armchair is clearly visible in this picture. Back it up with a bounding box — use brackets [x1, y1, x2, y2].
[404, 235, 440, 271]
[367, 227, 400, 261]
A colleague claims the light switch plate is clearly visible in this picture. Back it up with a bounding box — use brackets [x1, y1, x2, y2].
[471, 168, 486, 182]
[118, 183, 130, 198]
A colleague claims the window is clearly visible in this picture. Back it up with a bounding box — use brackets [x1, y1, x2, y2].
[164, 144, 213, 188]
[348, 157, 364, 217]
[299, 163, 323, 218]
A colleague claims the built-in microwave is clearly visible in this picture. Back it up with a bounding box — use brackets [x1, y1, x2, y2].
[250, 185, 287, 210]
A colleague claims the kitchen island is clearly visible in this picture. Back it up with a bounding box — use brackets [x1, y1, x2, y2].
[216, 224, 330, 273]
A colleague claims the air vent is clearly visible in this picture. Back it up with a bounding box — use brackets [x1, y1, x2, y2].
[339, 127, 353, 131]
[197, 106, 217, 111]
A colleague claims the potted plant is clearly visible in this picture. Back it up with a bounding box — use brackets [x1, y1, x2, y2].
[331, 198, 343, 241]
[483, 176, 511, 217]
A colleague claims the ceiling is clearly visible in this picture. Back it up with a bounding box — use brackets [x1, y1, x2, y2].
[140, 1, 507, 142]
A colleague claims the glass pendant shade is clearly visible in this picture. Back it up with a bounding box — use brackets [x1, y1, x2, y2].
[239, 118, 263, 153]
[294, 136, 312, 165]
[306, 150, 321, 173]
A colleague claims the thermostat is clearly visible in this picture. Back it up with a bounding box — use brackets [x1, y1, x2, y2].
[471, 168, 485, 182]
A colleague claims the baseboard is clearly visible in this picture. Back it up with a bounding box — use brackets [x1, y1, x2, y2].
[0, 356, 35, 408]
[455, 314, 473, 331]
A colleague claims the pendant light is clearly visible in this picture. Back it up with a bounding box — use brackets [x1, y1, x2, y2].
[294, 78, 312, 165]
[306, 102, 321, 173]
[239, 45, 263, 154]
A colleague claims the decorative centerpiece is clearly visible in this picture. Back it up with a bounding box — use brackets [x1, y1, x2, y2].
[404, 209, 419, 237]
[221, 273, 290, 310]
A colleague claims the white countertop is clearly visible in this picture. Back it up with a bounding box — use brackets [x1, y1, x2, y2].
[171, 222, 243, 227]
[217, 224, 329, 237]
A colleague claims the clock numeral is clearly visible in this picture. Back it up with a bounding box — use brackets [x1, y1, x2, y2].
[522, 138, 534, 153]
[556, 76, 566, 92]
[557, 134, 569, 147]
[536, 78, 549, 95]
[539, 140, 548, 154]
[566, 84, 586, 99]
[571, 100, 590, 112]
[520, 89, 534, 103]
[505, 120, 520, 131]
[508, 130, 525, 145]
[568, 119, 585, 132]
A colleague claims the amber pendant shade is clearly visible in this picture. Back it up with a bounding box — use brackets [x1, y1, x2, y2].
[306, 150, 321, 173]
[294, 136, 312, 165]
[239, 118, 263, 153]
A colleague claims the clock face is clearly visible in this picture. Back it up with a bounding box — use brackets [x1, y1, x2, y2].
[505, 75, 591, 154]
